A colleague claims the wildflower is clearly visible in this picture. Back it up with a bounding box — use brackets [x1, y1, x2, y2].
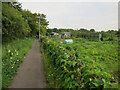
[15, 49, 17, 52]
[101, 77, 104, 79]
[11, 53, 13, 55]
[110, 84, 113, 87]
[89, 78, 92, 81]
[10, 57, 12, 59]
[60, 41, 63, 44]
[8, 50, 10, 53]
[16, 52, 18, 55]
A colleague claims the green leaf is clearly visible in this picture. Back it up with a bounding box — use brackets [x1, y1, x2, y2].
[92, 78, 104, 87]
[71, 74, 74, 79]
[72, 61, 77, 67]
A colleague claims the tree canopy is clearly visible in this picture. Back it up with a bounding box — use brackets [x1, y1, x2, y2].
[2, 2, 49, 42]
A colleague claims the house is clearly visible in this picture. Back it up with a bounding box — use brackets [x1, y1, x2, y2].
[59, 32, 71, 39]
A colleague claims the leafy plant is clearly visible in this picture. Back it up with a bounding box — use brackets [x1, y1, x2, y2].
[40, 36, 118, 88]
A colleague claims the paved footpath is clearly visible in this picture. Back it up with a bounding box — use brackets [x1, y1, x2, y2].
[9, 39, 47, 88]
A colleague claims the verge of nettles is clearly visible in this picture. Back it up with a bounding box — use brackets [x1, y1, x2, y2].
[40, 36, 118, 88]
[2, 37, 35, 88]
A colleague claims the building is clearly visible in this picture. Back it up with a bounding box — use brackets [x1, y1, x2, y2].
[59, 32, 71, 39]
[50, 32, 59, 37]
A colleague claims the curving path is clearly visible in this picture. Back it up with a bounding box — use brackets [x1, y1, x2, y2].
[9, 39, 47, 88]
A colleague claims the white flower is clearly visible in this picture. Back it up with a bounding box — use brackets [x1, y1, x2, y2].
[16, 52, 18, 55]
[15, 49, 17, 52]
[8, 50, 10, 53]
[11, 53, 13, 55]
[89, 78, 92, 81]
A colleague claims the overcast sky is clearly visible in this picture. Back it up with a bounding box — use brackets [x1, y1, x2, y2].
[18, 0, 118, 31]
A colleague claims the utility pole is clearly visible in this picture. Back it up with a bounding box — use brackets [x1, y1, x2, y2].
[99, 33, 102, 41]
[37, 16, 40, 40]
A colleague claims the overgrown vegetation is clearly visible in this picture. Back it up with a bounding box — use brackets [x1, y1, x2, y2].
[40, 45, 55, 88]
[40, 36, 118, 88]
[2, 38, 35, 88]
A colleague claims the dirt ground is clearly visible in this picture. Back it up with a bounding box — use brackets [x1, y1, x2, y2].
[9, 39, 47, 88]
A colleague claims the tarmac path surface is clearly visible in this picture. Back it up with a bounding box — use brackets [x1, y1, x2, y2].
[9, 39, 47, 88]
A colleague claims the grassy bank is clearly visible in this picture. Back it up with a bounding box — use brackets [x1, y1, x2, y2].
[40, 40, 56, 88]
[2, 37, 35, 88]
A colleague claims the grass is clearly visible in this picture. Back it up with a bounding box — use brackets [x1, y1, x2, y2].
[2, 37, 35, 88]
[40, 41, 56, 88]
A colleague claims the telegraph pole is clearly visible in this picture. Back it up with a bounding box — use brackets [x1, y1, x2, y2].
[39, 17, 40, 40]
[37, 16, 40, 40]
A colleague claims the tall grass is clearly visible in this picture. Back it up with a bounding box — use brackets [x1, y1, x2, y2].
[2, 37, 35, 88]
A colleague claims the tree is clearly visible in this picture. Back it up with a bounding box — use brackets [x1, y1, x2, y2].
[90, 29, 95, 32]
[2, 3, 31, 42]
[53, 28, 57, 32]
[2, 1, 49, 42]
[21, 10, 39, 36]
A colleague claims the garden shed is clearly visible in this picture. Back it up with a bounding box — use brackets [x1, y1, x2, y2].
[50, 32, 59, 37]
[59, 32, 71, 39]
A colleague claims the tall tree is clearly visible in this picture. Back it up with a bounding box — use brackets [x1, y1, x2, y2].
[2, 3, 31, 42]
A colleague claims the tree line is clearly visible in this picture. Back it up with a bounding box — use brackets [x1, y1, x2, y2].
[2, 2, 49, 43]
[47, 28, 118, 41]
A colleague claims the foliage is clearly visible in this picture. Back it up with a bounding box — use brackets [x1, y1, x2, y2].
[2, 38, 35, 88]
[2, 2, 49, 42]
[21, 10, 49, 36]
[40, 36, 118, 88]
[21, 10, 38, 36]
[63, 38, 118, 80]
[90, 29, 95, 32]
[2, 3, 31, 42]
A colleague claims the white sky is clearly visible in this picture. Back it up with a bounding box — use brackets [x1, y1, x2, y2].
[18, 0, 119, 31]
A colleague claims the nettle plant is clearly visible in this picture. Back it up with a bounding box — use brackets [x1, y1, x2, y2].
[40, 36, 118, 88]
